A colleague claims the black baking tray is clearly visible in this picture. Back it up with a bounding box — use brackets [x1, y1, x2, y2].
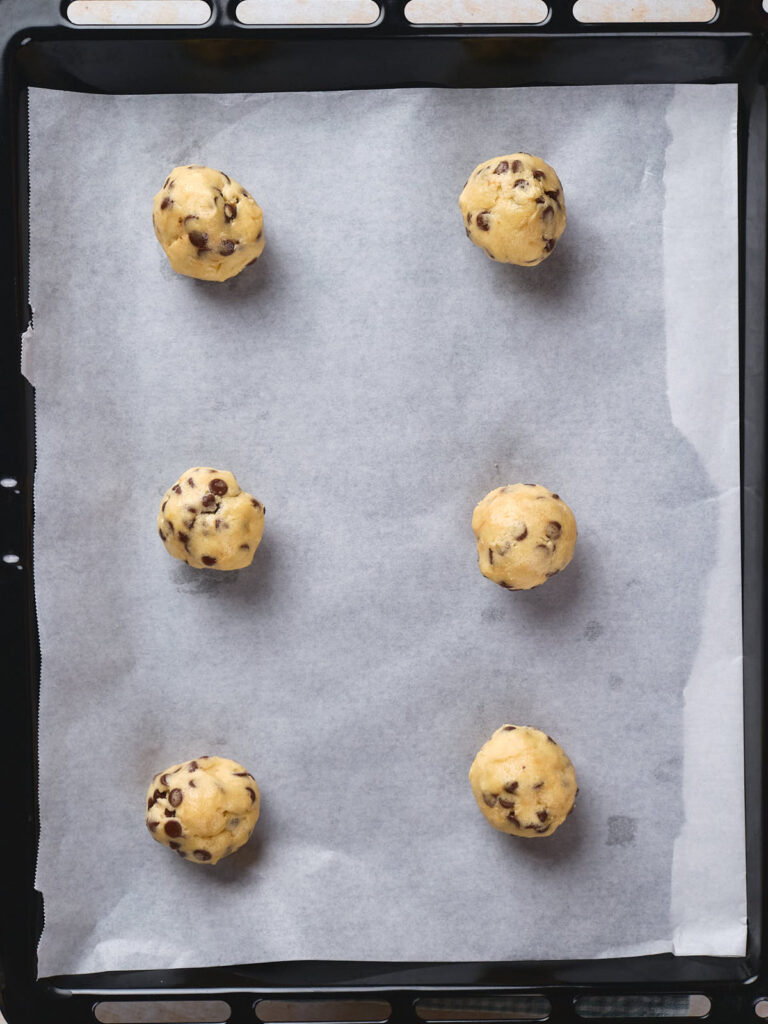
[0, 0, 766, 1021]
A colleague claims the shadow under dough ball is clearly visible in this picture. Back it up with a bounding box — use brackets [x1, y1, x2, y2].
[146, 756, 260, 864]
[472, 483, 577, 590]
[469, 725, 578, 837]
[158, 467, 265, 570]
[459, 153, 566, 265]
[153, 165, 265, 281]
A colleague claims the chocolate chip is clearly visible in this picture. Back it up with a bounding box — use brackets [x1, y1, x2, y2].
[552, 493, 560, 499]
[187, 477, 195, 487]
[502, 725, 516, 731]
[233, 771, 253, 777]
[163, 176, 171, 188]
[545, 189, 560, 205]
[246, 787, 257, 803]
[221, 172, 231, 184]
[172, 484, 182, 495]
[247, 257, 259, 266]
[515, 526, 528, 541]
[187, 230, 208, 250]
[498, 797, 515, 809]
[532, 169, 545, 180]
[504, 781, 519, 794]
[193, 849, 212, 861]
[488, 548, 494, 564]
[224, 203, 237, 222]
[508, 814, 520, 826]
[160, 774, 170, 786]
[200, 493, 215, 509]
[525, 483, 536, 487]
[251, 498, 259, 507]
[543, 206, 554, 221]
[534, 825, 550, 833]
[256, 228, 263, 240]
[545, 570, 559, 578]
[219, 239, 235, 256]
[147, 797, 155, 810]
[466, 212, 473, 225]
[483, 793, 497, 807]
[209, 478, 228, 496]
[201, 555, 217, 566]
[169, 788, 183, 807]
[575, 787, 580, 797]
[177, 531, 189, 544]
[164, 820, 182, 838]
[535, 197, 545, 204]
[241, 189, 249, 197]
[511, 159, 523, 172]
[240, 543, 249, 550]
[535, 544, 549, 553]
[169, 841, 181, 850]
[494, 160, 510, 174]
[177, 849, 187, 857]
[533, 781, 544, 789]
[465, 227, 471, 238]
[537, 810, 548, 822]
[543, 239, 556, 253]
[188, 761, 199, 771]
[213, 186, 224, 198]
[547, 735, 556, 744]
[184, 215, 198, 225]
[160, 196, 172, 210]
[147, 820, 158, 831]
[164, 809, 176, 818]
[184, 520, 194, 530]
[161, 500, 167, 512]
[476, 212, 491, 231]
[189, 779, 196, 788]
[546, 521, 562, 539]
[153, 789, 163, 802]
[514, 178, 530, 190]
[159, 529, 166, 541]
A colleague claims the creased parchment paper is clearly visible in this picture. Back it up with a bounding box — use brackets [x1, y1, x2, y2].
[27, 84, 744, 975]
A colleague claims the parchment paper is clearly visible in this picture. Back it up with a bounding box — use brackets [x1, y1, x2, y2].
[26, 83, 745, 976]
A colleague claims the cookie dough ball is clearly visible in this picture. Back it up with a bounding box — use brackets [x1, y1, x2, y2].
[153, 165, 265, 281]
[469, 725, 578, 837]
[146, 756, 260, 864]
[472, 484, 576, 591]
[158, 467, 265, 571]
[459, 154, 565, 266]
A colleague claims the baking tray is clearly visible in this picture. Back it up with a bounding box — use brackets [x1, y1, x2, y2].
[0, 0, 765, 1021]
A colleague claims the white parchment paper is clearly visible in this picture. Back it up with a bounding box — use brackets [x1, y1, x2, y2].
[27, 83, 744, 976]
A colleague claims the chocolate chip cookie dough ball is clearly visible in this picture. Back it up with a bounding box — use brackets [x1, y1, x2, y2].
[469, 725, 578, 837]
[459, 153, 565, 266]
[158, 467, 265, 571]
[153, 165, 265, 281]
[146, 756, 260, 864]
[472, 484, 576, 591]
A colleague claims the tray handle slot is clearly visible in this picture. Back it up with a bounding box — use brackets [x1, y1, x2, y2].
[573, 993, 711, 1019]
[404, 0, 546, 25]
[572, 0, 716, 23]
[93, 999, 232, 1022]
[255, 1000, 392, 1022]
[235, 0, 380, 25]
[66, 1, 212, 25]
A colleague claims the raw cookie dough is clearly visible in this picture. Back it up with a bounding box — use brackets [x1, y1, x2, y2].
[158, 467, 265, 571]
[459, 153, 566, 266]
[469, 724, 578, 837]
[146, 755, 260, 864]
[153, 165, 265, 281]
[472, 484, 577, 590]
